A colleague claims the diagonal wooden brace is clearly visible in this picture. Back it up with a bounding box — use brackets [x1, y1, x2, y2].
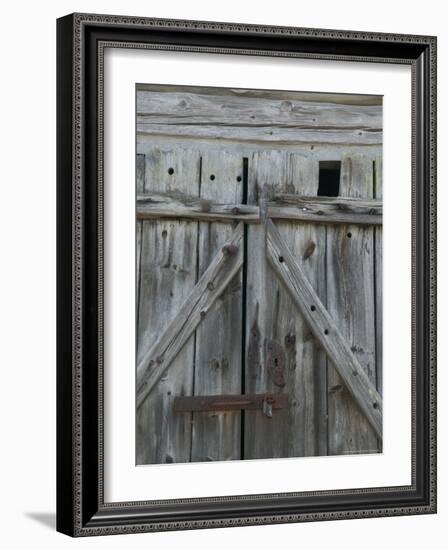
[266, 219, 383, 439]
[136, 223, 244, 409]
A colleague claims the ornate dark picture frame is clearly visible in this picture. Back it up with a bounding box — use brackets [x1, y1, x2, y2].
[56, 13, 437, 536]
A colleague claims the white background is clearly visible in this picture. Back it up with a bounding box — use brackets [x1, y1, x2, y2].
[105, 50, 411, 501]
[0, 1, 445, 548]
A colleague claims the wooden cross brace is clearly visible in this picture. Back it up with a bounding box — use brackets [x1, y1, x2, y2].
[137, 192, 382, 226]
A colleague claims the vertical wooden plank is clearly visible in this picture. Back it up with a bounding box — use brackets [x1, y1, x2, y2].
[136, 148, 200, 464]
[374, 157, 383, 396]
[289, 154, 328, 457]
[244, 150, 289, 460]
[191, 151, 244, 462]
[136, 154, 145, 314]
[244, 150, 327, 459]
[326, 153, 379, 455]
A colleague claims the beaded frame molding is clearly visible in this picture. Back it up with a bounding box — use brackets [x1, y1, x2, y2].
[56, 13, 437, 537]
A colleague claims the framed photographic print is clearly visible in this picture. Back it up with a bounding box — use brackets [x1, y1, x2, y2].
[56, 13, 437, 536]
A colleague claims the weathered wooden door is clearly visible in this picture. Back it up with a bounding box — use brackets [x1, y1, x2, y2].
[136, 147, 382, 464]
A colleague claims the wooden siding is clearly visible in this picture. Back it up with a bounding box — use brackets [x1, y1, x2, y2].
[135, 85, 383, 464]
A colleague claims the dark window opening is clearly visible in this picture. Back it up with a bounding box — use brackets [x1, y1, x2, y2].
[318, 161, 341, 197]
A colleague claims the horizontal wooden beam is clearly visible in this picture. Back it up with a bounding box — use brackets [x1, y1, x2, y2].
[137, 84, 383, 107]
[137, 89, 382, 127]
[136, 88, 382, 145]
[137, 124, 382, 146]
[136, 223, 244, 409]
[137, 193, 260, 223]
[266, 219, 383, 438]
[137, 192, 382, 226]
[268, 194, 382, 225]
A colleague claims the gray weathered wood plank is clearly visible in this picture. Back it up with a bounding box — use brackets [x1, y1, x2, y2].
[137, 192, 259, 223]
[284, 154, 328, 457]
[326, 154, 380, 454]
[244, 151, 328, 459]
[136, 154, 145, 319]
[191, 152, 244, 462]
[374, 157, 383, 395]
[136, 192, 382, 225]
[136, 149, 200, 465]
[137, 222, 244, 408]
[137, 123, 382, 146]
[266, 219, 382, 438]
[268, 195, 382, 225]
[138, 134, 382, 159]
[137, 89, 382, 129]
[137, 84, 382, 106]
[244, 150, 289, 459]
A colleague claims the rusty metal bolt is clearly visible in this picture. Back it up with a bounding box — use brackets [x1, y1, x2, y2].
[200, 199, 211, 212]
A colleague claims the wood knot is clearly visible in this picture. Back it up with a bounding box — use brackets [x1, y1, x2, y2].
[303, 241, 316, 261]
[232, 207, 240, 215]
[329, 384, 343, 394]
[207, 282, 215, 291]
[280, 100, 293, 112]
[209, 357, 228, 369]
[284, 333, 296, 348]
[222, 244, 238, 255]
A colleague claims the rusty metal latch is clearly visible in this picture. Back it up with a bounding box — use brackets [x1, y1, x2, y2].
[262, 395, 274, 418]
[173, 393, 287, 418]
